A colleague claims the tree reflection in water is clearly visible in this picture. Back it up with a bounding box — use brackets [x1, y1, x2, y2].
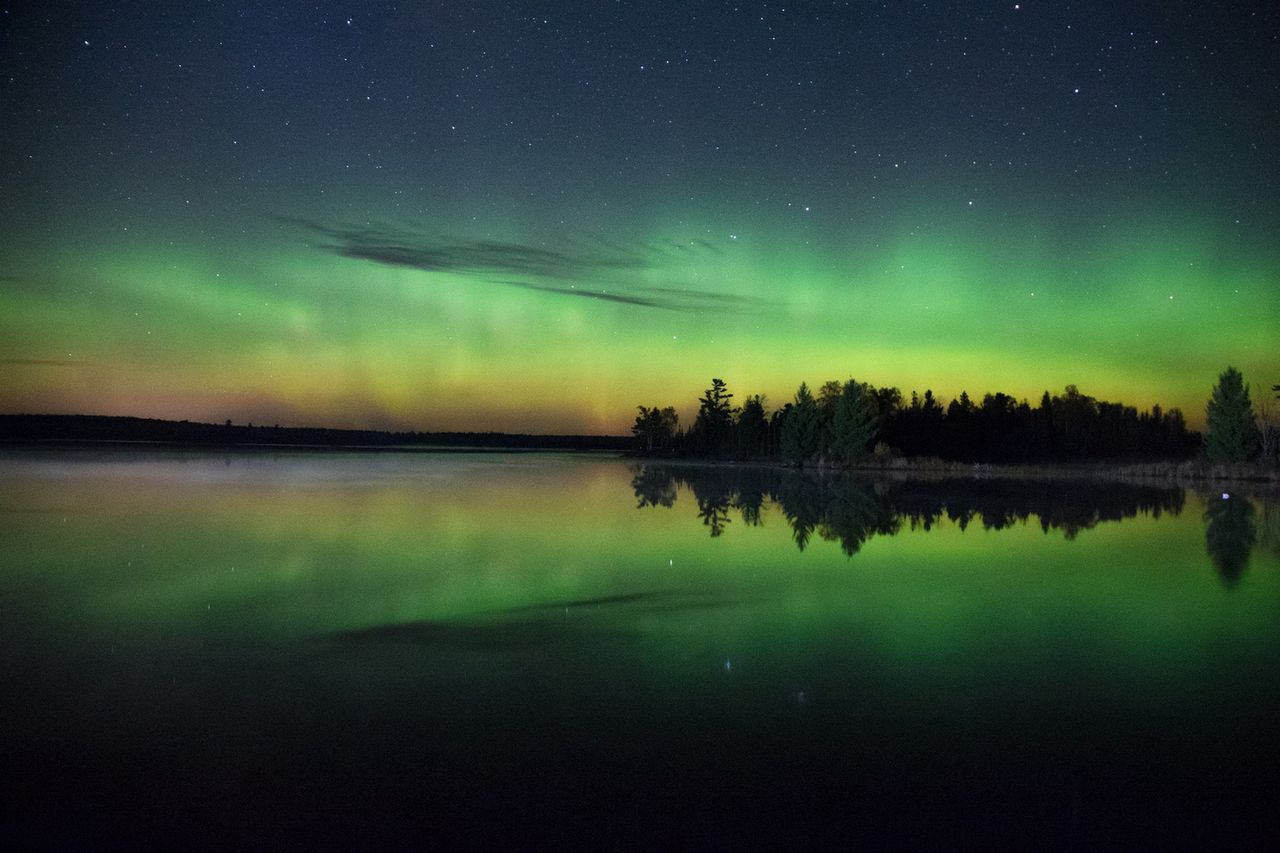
[631, 464, 1189, 559]
[630, 466, 677, 508]
[1203, 492, 1258, 585]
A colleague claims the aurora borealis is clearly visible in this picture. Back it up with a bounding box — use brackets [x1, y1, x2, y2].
[1, 1, 1276, 433]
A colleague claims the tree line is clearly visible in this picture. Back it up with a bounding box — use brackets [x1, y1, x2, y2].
[632, 371, 1280, 465]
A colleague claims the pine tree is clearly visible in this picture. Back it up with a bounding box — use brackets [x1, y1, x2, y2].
[829, 380, 879, 464]
[781, 382, 821, 464]
[1204, 367, 1258, 462]
[735, 395, 769, 459]
[692, 378, 735, 457]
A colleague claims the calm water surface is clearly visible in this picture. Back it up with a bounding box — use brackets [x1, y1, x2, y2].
[2, 450, 1278, 848]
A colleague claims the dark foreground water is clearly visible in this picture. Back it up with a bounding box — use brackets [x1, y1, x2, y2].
[2, 451, 1278, 849]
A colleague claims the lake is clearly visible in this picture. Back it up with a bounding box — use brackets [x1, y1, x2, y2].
[2, 450, 1278, 848]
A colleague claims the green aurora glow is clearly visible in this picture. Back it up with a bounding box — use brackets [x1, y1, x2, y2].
[3, 208, 1273, 432]
[1, 3, 1275, 433]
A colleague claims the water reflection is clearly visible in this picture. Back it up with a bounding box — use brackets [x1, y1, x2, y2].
[3, 453, 1279, 847]
[631, 465, 677, 508]
[316, 589, 741, 652]
[1204, 493, 1258, 585]
[632, 464, 1187, 556]
[1265, 499, 1280, 558]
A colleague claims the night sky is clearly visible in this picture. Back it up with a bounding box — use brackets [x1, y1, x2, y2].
[2, 1, 1276, 433]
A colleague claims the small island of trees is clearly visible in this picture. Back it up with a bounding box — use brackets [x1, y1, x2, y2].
[634, 368, 1279, 470]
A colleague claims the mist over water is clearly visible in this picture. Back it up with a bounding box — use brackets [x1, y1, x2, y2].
[2, 451, 1278, 847]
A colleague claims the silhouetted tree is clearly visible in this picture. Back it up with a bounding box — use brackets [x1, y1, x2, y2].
[632, 405, 679, 453]
[815, 379, 844, 455]
[735, 394, 770, 459]
[829, 379, 879, 464]
[873, 386, 902, 424]
[946, 391, 976, 458]
[872, 386, 903, 446]
[1161, 407, 1196, 457]
[769, 403, 792, 459]
[691, 378, 735, 457]
[977, 392, 1022, 461]
[781, 382, 821, 464]
[816, 380, 844, 412]
[1033, 391, 1055, 457]
[1204, 367, 1258, 462]
[918, 390, 945, 456]
[1053, 385, 1097, 458]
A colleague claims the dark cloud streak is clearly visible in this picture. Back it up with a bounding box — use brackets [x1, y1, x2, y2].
[489, 280, 665, 308]
[275, 216, 762, 313]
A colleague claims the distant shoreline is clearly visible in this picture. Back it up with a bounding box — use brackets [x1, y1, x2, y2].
[0, 413, 631, 452]
[3, 413, 1275, 487]
[0, 440, 619, 455]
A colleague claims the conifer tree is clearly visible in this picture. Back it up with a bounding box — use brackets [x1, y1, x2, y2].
[692, 378, 735, 457]
[829, 380, 879, 464]
[1204, 367, 1258, 462]
[781, 382, 821, 464]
